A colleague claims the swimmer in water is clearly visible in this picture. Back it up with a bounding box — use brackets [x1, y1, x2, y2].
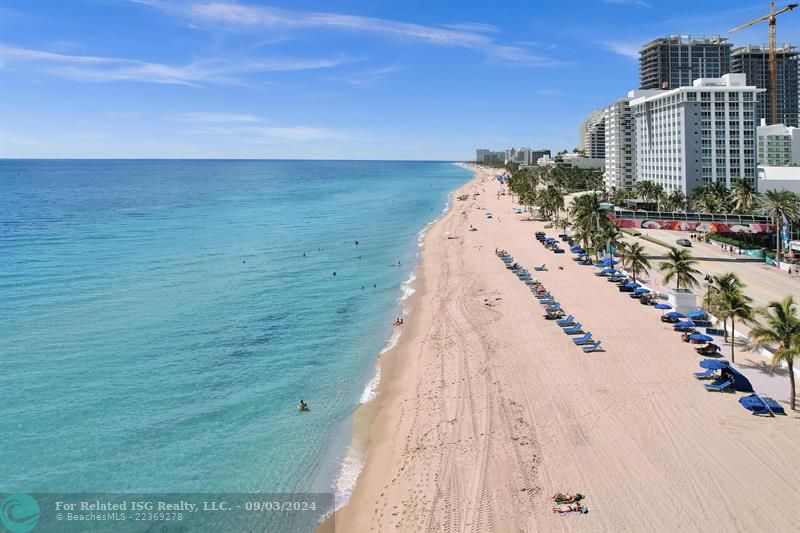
[298, 400, 309, 411]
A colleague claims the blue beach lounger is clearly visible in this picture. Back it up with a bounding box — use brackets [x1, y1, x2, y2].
[573, 333, 592, 345]
[693, 368, 715, 379]
[705, 377, 733, 392]
[534, 264, 547, 271]
[563, 323, 583, 334]
[582, 341, 602, 353]
[556, 315, 574, 327]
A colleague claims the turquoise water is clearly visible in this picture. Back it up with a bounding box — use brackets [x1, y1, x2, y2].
[0, 160, 470, 529]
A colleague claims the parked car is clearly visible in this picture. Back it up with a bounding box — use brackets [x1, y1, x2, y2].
[676, 238, 692, 247]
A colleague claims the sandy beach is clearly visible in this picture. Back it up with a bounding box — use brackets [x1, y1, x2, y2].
[332, 165, 800, 533]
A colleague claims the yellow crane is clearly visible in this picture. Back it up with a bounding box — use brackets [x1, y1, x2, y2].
[729, 2, 798, 125]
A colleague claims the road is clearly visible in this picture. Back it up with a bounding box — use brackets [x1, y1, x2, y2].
[621, 228, 800, 312]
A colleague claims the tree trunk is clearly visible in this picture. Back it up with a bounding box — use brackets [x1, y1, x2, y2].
[789, 358, 796, 411]
[776, 219, 782, 267]
[730, 320, 735, 363]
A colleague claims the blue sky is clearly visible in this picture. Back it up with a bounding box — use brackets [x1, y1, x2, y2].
[1, 0, 797, 159]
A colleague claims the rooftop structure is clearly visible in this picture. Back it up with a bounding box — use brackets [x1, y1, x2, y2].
[731, 44, 799, 127]
[639, 35, 732, 90]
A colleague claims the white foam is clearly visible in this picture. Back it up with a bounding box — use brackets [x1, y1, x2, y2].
[331, 444, 366, 512]
[359, 367, 380, 404]
[401, 271, 417, 300]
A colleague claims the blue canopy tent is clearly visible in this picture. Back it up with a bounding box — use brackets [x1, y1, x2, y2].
[700, 359, 729, 369]
[664, 311, 686, 319]
[689, 333, 714, 343]
[654, 303, 672, 310]
[739, 394, 786, 416]
[687, 309, 708, 319]
[571, 246, 585, 253]
[697, 360, 753, 392]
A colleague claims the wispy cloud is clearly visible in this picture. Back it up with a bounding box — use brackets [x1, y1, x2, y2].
[136, 1, 563, 67]
[603, 0, 651, 7]
[597, 40, 641, 60]
[188, 124, 364, 142]
[324, 66, 398, 87]
[0, 44, 357, 85]
[170, 111, 261, 122]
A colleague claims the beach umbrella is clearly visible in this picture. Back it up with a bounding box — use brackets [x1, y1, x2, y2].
[687, 309, 708, 319]
[624, 282, 641, 289]
[700, 359, 729, 369]
[600, 267, 615, 274]
[599, 257, 618, 266]
[654, 303, 672, 310]
[664, 311, 686, 319]
[675, 320, 696, 328]
[689, 333, 714, 342]
[634, 288, 651, 294]
[571, 246, 585, 253]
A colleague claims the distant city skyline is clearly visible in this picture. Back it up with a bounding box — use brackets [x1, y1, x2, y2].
[1, 0, 798, 159]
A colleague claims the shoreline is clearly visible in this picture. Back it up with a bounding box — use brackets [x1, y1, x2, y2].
[325, 164, 475, 523]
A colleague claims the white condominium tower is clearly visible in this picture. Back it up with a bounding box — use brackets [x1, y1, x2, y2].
[757, 119, 800, 166]
[603, 91, 661, 191]
[579, 109, 606, 159]
[630, 73, 764, 197]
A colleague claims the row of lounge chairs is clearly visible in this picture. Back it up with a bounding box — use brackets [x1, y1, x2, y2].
[535, 232, 564, 254]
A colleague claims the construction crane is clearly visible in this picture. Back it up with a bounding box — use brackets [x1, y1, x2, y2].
[729, 2, 798, 125]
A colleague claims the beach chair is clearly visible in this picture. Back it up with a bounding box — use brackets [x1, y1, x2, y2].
[693, 368, 715, 379]
[556, 315, 574, 327]
[573, 333, 593, 345]
[563, 323, 583, 334]
[582, 341, 602, 353]
[539, 298, 556, 306]
[705, 377, 733, 392]
[546, 304, 561, 312]
[534, 264, 547, 271]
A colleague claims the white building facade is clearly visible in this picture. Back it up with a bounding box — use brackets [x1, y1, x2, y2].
[757, 120, 800, 166]
[603, 90, 662, 191]
[630, 73, 763, 197]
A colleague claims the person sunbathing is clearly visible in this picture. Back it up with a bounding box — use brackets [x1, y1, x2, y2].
[552, 503, 586, 514]
[551, 492, 583, 503]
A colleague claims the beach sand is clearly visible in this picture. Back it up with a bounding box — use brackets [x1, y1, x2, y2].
[331, 165, 800, 532]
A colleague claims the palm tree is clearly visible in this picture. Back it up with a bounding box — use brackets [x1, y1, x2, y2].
[658, 248, 701, 291]
[759, 190, 800, 267]
[749, 296, 800, 410]
[665, 190, 687, 212]
[715, 287, 753, 363]
[707, 273, 744, 341]
[620, 242, 651, 283]
[729, 179, 757, 214]
[706, 180, 731, 211]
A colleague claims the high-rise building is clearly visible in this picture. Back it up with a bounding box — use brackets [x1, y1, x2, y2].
[757, 119, 800, 165]
[630, 74, 763, 197]
[639, 35, 731, 90]
[475, 149, 504, 163]
[504, 147, 551, 166]
[731, 44, 799, 127]
[603, 91, 662, 191]
[579, 109, 606, 158]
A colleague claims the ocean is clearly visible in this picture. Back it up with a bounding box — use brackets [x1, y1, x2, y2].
[0, 159, 471, 531]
